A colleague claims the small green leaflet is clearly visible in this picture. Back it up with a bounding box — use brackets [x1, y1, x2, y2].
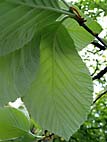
[24, 23, 93, 140]
[64, 18, 102, 50]
[0, 107, 34, 141]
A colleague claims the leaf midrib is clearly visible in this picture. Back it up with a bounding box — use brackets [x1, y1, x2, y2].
[49, 24, 66, 130]
[6, 0, 75, 18]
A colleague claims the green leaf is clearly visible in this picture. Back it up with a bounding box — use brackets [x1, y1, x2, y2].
[0, 107, 33, 141]
[64, 18, 102, 50]
[24, 23, 93, 140]
[1, 134, 35, 142]
[0, 35, 40, 106]
[86, 17, 102, 33]
[8, 0, 60, 8]
[0, 0, 60, 56]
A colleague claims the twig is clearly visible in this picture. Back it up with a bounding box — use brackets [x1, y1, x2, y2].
[61, 0, 70, 8]
[91, 41, 106, 50]
[87, 126, 103, 130]
[91, 59, 99, 76]
[96, 36, 107, 48]
[93, 90, 107, 104]
[68, 6, 107, 48]
[81, 24, 107, 48]
[92, 66, 107, 80]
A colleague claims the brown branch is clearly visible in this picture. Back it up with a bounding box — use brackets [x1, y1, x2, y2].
[93, 90, 107, 104]
[61, 0, 70, 8]
[87, 126, 103, 130]
[91, 41, 106, 50]
[68, 6, 107, 48]
[81, 24, 107, 48]
[92, 66, 107, 80]
[91, 59, 99, 76]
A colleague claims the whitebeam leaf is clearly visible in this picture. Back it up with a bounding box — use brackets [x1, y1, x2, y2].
[8, 0, 60, 8]
[24, 23, 93, 140]
[0, 107, 33, 141]
[0, 0, 60, 56]
[64, 18, 102, 50]
[0, 35, 40, 106]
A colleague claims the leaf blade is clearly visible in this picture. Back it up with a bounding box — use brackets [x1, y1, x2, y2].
[64, 18, 102, 50]
[0, 107, 32, 141]
[24, 23, 93, 140]
[0, 35, 40, 106]
[0, 0, 60, 56]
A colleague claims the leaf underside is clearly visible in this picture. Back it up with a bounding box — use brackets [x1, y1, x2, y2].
[0, 0, 61, 106]
[0, 0, 60, 56]
[24, 23, 93, 140]
[0, 35, 40, 106]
